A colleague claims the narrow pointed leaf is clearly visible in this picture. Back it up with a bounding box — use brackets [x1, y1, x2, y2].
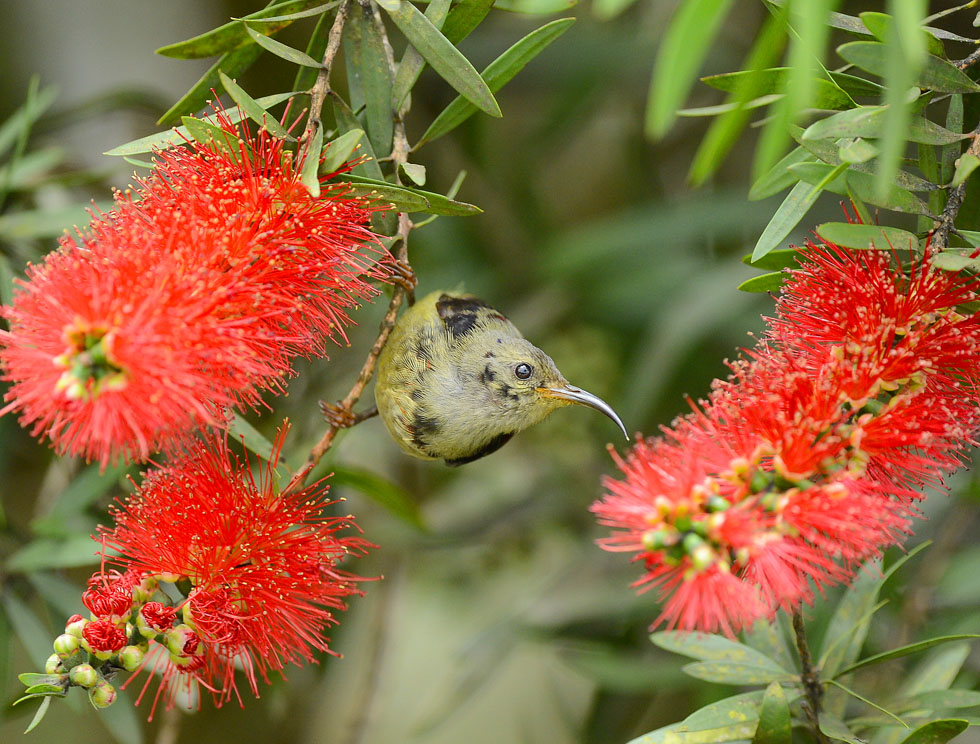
[294, 9, 332, 91]
[901, 643, 972, 696]
[899, 719, 969, 744]
[742, 248, 800, 271]
[860, 11, 944, 56]
[651, 632, 789, 671]
[931, 252, 980, 273]
[752, 682, 791, 744]
[701, 69, 854, 109]
[228, 413, 276, 460]
[816, 223, 918, 252]
[354, 0, 394, 157]
[400, 162, 426, 185]
[838, 137, 877, 164]
[0, 85, 57, 159]
[244, 24, 324, 67]
[818, 713, 863, 744]
[330, 466, 425, 529]
[838, 41, 980, 93]
[752, 179, 826, 262]
[392, 0, 452, 110]
[158, 44, 264, 126]
[181, 116, 246, 163]
[417, 18, 574, 146]
[748, 147, 809, 201]
[802, 106, 968, 145]
[836, 635, 980, 679]
[300, 124, 323, 197]
[241, 1, 338, 26]
[952, 152, 980, 187]
[493, 0, 576, 12]
[909, 689, 980, 710]
[379, 0, 501, 117]
[157, 0, 328, 58]
[218, 71, 292, 139]
[798, 133, 936, 193]
[24, 697, 52, 734]
[738, 272, 787, 293]
[827, 679, 909, 726]
[790, 162, 928, 214]
[108, 92, 297, 156]
[334, 173, 481, 215]
[942, 94, 964, 184]
[829, 70, 883, 97]
[320, 128, 364, 175]
[645, 0, 734, 138]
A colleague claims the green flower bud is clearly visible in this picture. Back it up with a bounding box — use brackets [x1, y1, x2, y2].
[45, 654, 64, 674]
[54, 633, 80, 659]
[118, 645, 144, 672]
[69, 663, 99, 688]
[88, 679, 117, 709]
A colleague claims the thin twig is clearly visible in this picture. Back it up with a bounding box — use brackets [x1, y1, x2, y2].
[301, 0, 353, 156]
[792, 610, 831, 744]
[930, 124, 980, 253]
[956, 46, 980, 71]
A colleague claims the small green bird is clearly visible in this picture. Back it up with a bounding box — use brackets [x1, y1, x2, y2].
[375, 290, 628, 466]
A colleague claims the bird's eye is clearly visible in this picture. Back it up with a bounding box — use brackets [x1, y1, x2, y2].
[514, 363, 533, 380]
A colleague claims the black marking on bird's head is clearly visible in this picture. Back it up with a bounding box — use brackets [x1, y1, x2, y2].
[436, 294, 495, 340]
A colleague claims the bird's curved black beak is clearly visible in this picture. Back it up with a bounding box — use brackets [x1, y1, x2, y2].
[537, 385, 629, 440]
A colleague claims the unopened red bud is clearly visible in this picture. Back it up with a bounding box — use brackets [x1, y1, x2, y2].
[118, 645, 144, 672]
[70, 663, 98, 688]
[45, 654, 64, 674]
[88, 679, 116, 708]
[54, 633, 80, 659]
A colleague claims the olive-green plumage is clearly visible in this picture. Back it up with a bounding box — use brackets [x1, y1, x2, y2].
[375, 290, 627, 466]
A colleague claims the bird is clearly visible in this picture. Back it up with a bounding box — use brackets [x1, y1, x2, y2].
[374, 290, 628, 466]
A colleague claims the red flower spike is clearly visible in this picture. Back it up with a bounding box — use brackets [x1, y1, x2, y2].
[594, 230, 980, 635]
[82, 619, 128, 653]
[101, 423, 373, 714]
[0, 105, 390, 466]
[140, 602, 178, 633]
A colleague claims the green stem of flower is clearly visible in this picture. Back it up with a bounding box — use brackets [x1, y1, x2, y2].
[792, 609, 831, 744]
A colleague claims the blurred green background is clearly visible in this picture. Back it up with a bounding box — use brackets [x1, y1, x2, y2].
[1, 2, 978, 743]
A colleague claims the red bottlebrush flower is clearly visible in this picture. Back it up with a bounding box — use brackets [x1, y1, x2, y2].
[0, 106, 389, 466]
[594, 233, 980, 635]
[100, 424, 373, 712]
[139, 602, 178, 634]
[82, 582, 133, 621]
[82, 619, 128, 654]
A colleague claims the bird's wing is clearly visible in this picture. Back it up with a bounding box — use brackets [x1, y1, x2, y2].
[435, 293, 508, 342]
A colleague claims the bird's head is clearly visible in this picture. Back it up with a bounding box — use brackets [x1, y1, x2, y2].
[470, 333, 628, 438]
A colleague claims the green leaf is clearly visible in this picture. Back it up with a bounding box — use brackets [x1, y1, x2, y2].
[815, 223, 919, 252]
[820, 542, 930, 678]
[802, 106, 968, 145]
[681, 661, 790, 685]
[827, 678, 909, 727]
[440, 0, 494, 44]
[737, 272, 787, 293]
[0, 253, 13, 307]
[651, 632, 790, 670]
[742, 248, 801, 272]
[592, 0, 640, 21]
[818, 713, 864, 744]
[31, 461, 130, 538]
[392, 0, 453, 110]
[901, 643, 972, 696]
[399, 162, 426, 185]
[959, 230, 980, 248]
[660, 723, 757, 743]
[0, 85, 57, 159]
[796, 132, 937, 193]
[860, 11, 943, 56]
[353, 1, 394, 157]
[838, 137, 877, 164]
[931, 252, 980, 273]
[335, 173, 481, 215]
[379, 0, 501, 117]
[156, 0, 328, 57]
[218, 71, 292, 139]
[898, 719, 969, 744]
[747, 147, 809, 201]
[320, 128, 365, 174]
[751, 179, 827, 262]
[241, 1, 338, 26]
[492, 0, 576, 13]
[27, 573, 88, 619]
[645, 0, 735, 138]
[909, 690, 980, 711]
[829, 70, 883, 97]
[330, 466, 425, 529]
[417, 18, 574, 146]
[294, 9, 332, 91]
[700, 69, 854, 110]
[6, 535, 104, 572]
[227, 413, 275, 460]
[625, 691, 765, 743]
[243, 24, 324, 67]
[838, 42, 980, 94]
[790, 162, 928, 214]
[752, 682, 791, 744]
[181, 116, 246, 163]
[107, 92, 297, 156]
[158, 43, 265, 126]
[18, 673, 66, 687]
[952, 152, 980, 187]
[24, 683, 66, 695]
[942, 94, 964, 184]
[24, 696, 52, 734]
[300, 124, 323, 197]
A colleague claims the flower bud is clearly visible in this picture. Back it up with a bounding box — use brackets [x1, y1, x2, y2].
[118, 645, 144, 672]
[54, 633, 80, 659]
[88, 679, 117, 708]
[45, 654, 64, 674]
[69, 663, 99, 688]
[65, 615, 88, 638]
[165, 624, 201, 658]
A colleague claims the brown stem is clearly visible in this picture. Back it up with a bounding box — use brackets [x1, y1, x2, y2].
[930, 124, 980, 254]
[792, 610, 830, 744]
[300, 0, 353, 156]
[956, 47, 980, 71]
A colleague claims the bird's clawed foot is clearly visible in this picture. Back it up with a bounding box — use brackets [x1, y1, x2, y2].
[391, 259, 417, 305]
[319, 401, 379, 429]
